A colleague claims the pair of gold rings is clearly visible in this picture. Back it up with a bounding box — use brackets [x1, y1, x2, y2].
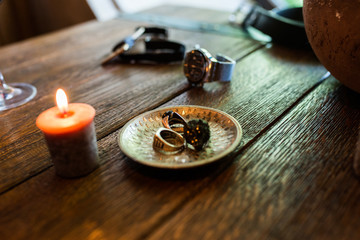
[153, 111, 187, 154]
[153, 110, 211, 154]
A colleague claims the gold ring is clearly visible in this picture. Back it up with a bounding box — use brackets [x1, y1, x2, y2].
[153, 128, 185, 154]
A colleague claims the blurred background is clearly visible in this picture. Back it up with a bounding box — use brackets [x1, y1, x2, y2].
[0, 0, 242, 46]
[0, 0, 95, 46]
[0, 0, 301, 46]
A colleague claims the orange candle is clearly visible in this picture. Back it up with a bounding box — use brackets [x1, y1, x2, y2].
[36, 89, 99, 178]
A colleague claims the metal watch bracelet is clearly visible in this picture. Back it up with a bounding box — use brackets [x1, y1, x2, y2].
[208, 54, 236, 82]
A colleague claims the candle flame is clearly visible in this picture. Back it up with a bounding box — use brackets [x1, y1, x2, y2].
[56, 88, 69, 115]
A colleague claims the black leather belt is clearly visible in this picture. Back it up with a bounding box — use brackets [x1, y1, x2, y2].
[242, 6, 309, 48]
[103, 26, 185, 65]
[114, 39, 185, 64]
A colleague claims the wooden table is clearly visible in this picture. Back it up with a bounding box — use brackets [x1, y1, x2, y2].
[1, 5, 360, 240]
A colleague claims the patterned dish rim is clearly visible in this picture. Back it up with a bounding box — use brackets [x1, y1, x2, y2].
[118, 105, 242, 169]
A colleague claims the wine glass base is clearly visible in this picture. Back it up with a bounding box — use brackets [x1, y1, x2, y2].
[0, 83, 37, 111]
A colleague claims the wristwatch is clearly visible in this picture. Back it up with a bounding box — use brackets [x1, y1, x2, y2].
[183, 48, 236, 86]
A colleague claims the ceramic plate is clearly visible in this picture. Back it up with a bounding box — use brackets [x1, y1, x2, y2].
[118, 105, 242, 169]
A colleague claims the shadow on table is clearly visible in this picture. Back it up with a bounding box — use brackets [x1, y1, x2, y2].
[265, 43, 318, 64]
[124, 150, 240, 181]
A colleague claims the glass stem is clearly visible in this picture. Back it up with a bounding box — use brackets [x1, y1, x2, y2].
[0, 72, 16, 100]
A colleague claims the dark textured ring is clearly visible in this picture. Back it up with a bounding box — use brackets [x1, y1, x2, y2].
[153, 127, 185, 154]
[162, 110, 187, 134]
[184, 119, 211, 151]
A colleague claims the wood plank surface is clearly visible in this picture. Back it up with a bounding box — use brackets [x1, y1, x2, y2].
[0, 42, 328, 239]
[0, 14, 260, 193]
[2, 5, 356, 240]
[147, 77, 360, 240]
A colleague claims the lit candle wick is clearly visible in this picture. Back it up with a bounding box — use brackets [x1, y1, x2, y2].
[56, 88, 69, 116]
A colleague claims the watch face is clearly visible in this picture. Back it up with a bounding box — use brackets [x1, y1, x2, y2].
[183, 50, 207, 84]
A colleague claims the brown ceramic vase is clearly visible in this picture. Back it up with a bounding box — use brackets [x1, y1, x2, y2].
[303, 0, 360, 93]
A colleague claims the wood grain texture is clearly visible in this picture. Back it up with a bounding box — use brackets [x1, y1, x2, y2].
[0, 15, 260, 193]
[2, 5, 354, 240]
[0, 130, 219, 240]
[0, 43, 328, 239]
[164, 46, 328, 144]
[147, 77, 360, 240]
